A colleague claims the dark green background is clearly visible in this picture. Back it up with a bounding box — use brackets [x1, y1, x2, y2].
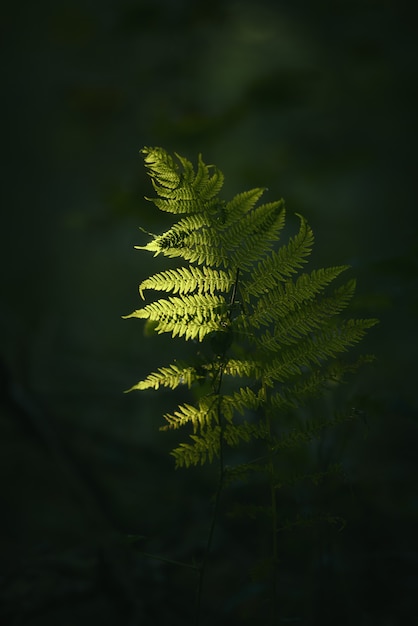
[1, 1, 417, 624]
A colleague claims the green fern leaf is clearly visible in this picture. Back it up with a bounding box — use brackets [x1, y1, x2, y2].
[224, 461, 269, 486]
[139, 266, 235, 299]
[274, 464, 343, 489]
[251, 265, 350, 329]
[226, 201, 286, 270]
[257, 279, 357, 351]
[141, 148, 224, 212]
[221, 386, 265, 421]
[269, 363, 350, 410]
[272, 409, 360, 451]
[223, 187, 266, 224]
[171, 428, 221, 467]
[263, 317, 378, 385]
[221, 358, 263, 380]
[244, 214, 314, 298]
[126, 362, 201, 392]
[192, 154, 225, 201]
[136, 222, 229, 266]
[123, 293, 229, 341]
[161, 396, 218, 433]
[141, 147, 181, 194]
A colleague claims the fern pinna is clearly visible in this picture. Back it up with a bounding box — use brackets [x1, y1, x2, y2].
[125, 147, 377, 470]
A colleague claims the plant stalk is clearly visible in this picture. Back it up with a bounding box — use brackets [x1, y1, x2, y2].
[194, 268, 240, 625]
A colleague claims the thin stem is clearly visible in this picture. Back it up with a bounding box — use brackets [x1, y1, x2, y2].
[194, 268, 240, 625]
[266, 409, 279, 623]
[194, 370, 226, 626]
[194, 448, 224, 625]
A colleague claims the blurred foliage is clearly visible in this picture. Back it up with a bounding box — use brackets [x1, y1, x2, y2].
[1, 0, 417, 624]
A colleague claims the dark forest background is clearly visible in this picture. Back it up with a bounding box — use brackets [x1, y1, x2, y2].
[1, 1, 417, 624]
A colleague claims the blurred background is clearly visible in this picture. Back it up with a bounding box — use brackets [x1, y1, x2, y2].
[1, 0, 417, 624]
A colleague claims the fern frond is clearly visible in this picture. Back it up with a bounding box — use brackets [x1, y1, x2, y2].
[171, 428, 221, 467]
[257, 279, 357, 350]
[169, 415, 267, 466]
[251, 265, 350, 328]
[223, 424, 253, 446]
[123, 293, 228, 341]
[272, 409, 359, 451]
[224, 461, 269, 486]
[221, 358, 263, 380]
[192, 154, 225, 200]
[141, 147, 224, 212]
[126, 362, 200, 392]
[139, 266, 235, 299]
[166, 212, 211, 235]
[270, 366, 341, 410]
[327, 353, 376, 382]
[136, 223, 229, 266]
[264, 318, 378, 385]
[223, 421, 267, 446]
[161, 396, 218, 433]
[174, 152, 196, 185]
[275, 463, 343, 489]
[223, 202, 286, 270]
[223, 188, 266, 225]
[244, 214, 314, 298]
[141, 147, 181, 194]
[221, 386, 265, 421]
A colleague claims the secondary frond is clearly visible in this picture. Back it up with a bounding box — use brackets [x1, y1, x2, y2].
[123, 293, 229, 341]
[244, 215, 314, 298]
[126, 362, 201, 392]
[256, 279, 357, 350]
[272, 409, 360, 451]
[161, 396, 219, 433]
[263, 318, 378, 385]
[221, 358, 263, 380]
[192, 154, 225, 201]
[223, 188, 266, 225]
[141, 147, 224, 212]
[270, 355, 374, 411]
[141, 147, 181, 195]
[171, 428, 221, 467]
[226, 201, 286, 270]
[139, 266, 235, 299]
[270, 363, 349, 411]
[250, 265, 350, 328]
[135, 222, 229, 266]
[221, 386, 266, 421]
